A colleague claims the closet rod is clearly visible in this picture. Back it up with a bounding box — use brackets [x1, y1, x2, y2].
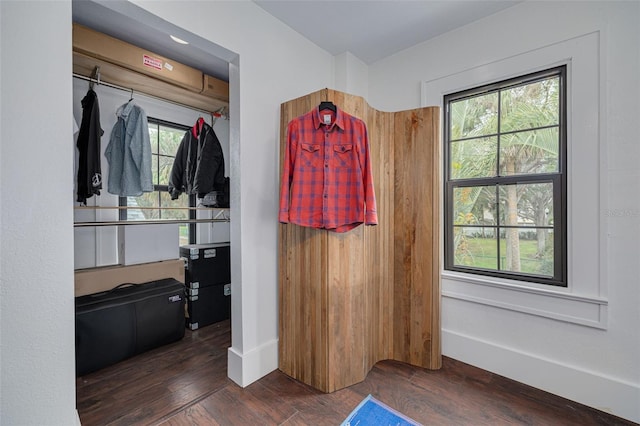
[74, 218, 229, 228]
[74, 206, 229, 211]
[72, 73, 229, 119]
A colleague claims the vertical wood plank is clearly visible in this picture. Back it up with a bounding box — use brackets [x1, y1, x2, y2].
[278, 90, 330, 390]
[364, 105, 395, 369]
[325, 89, 367, 392]
[429, 108, 442, 367]
[393, 108, 441, 369]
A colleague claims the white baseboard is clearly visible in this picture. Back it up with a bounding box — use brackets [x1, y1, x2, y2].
[227, 338, 278, 387]
[442, 329, 640, 423]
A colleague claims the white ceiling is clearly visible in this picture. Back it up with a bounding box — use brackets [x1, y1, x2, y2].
[254, 1, 521, 64]
[72, 0, 521, 82]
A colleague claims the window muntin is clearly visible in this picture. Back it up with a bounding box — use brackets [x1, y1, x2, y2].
[121, 118, 194, 246]
[444, 66, 566, 286]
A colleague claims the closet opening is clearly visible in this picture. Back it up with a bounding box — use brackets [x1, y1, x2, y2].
[71, 1, 241, 420]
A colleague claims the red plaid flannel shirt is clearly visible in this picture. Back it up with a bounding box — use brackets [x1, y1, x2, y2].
[279, 107, 377, 233]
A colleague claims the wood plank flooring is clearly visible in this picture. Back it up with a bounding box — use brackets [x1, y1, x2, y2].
[76, 320, 636, 425]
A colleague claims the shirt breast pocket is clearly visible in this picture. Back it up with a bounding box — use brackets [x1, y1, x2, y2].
[332, 144, 354, 169]
[300, 143, 321, 169]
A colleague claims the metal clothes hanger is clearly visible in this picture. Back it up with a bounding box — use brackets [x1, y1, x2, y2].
[89, 66, 101, 90]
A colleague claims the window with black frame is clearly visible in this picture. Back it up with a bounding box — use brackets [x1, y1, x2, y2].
[120, 118, 195, 246]
[443, 66, 567, 286]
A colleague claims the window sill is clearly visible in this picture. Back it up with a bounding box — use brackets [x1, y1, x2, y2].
[442, 271, 608, 329]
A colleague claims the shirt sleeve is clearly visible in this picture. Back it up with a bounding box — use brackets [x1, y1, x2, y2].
[278, 120, 297, 223]
[359, 123, 378, 225]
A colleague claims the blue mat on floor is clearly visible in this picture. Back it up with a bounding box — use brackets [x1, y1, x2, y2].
[341, 394, 422, 426]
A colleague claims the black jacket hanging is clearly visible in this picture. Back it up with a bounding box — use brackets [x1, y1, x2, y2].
[76, 88, 103, 204]
[168, 121, 225, 200]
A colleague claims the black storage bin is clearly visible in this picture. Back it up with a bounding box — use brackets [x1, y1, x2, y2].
[180, 243, 230, 286]
[186, 283, 231, 330]
[180, 243, 231, 329]
[75, 278, 186, 376]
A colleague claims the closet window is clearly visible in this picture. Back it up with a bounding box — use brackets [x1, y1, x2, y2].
[443, 66, 567, 286]
[120, 118, 195, 245]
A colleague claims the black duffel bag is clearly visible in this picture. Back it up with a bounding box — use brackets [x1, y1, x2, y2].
[75, 278, 185, 376]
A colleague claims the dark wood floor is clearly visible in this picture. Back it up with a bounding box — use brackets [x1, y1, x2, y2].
[77, 320, 636, 426]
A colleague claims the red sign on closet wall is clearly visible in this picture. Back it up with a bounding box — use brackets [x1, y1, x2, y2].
[142, 54, 163, 70]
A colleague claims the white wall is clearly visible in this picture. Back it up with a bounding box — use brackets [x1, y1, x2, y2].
[127, 0, 335, 386]
[72, 78, 231, 269]
[334, 51, 369, 99]
[0, 1, 78, 425]
[369, 1, 639, 422]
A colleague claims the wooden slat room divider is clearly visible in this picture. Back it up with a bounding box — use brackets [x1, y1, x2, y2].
[278, 88, 440, 393]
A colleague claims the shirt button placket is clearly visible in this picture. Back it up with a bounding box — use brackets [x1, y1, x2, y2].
[323, 131, 330, 227]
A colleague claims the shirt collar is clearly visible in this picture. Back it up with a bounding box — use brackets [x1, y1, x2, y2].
[116, 100, 135, 119]
[312, 106, 345, 131]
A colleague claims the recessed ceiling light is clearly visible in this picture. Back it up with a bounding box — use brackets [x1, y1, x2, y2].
[170, 35, 189, 45]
